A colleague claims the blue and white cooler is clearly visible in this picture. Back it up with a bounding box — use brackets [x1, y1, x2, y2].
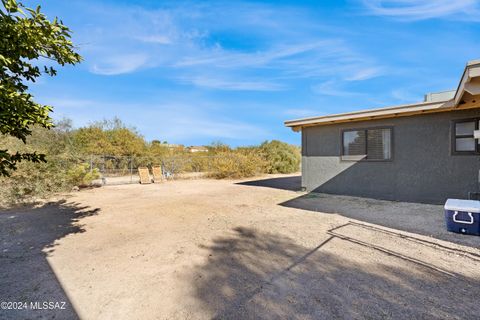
[444, 199, 480, 235]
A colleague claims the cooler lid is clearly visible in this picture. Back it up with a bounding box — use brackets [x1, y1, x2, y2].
[444, 199, 480, 213]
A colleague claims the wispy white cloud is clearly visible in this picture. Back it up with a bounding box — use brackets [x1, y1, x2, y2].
[178, 76, 285, 91]
[312, 80, 364, 97]
[171, 39, 382, 92]
[391, 88, 422, 102]
[91, 53, 149, 75]
[361, 0, 480, 20]
[283, 108, 321, 118]
[71, 1, 384, 88]
[174, 41, 337, 68]
[345, 67, 384, 81]
[136, 34, 172, 45]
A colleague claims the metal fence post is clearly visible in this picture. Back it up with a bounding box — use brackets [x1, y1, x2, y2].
[130, 156, 133, 183]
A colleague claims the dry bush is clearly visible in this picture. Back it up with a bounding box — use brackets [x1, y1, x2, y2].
[186, 155, 210, 172]
[0, 160, 66, 207]
[0, 160, 101, 208]
[0, 120, 102, 207]
[260, 140, 300, 174]
[209, 151, 268, 179]
[66, 163, 101, 187]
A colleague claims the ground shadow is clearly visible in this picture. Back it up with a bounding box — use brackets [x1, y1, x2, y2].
[192, 227, 480, 319]
[237, 175, 302, 191]
[280, 193, 480, 248]
[0, 201, 99, 320]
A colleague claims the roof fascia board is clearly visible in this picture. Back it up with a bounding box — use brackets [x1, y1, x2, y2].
[284, 101, 447, 127]
[289, 101, 478, 131]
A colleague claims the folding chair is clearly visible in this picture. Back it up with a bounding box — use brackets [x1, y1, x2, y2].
[138, 167, 152, 184]
[152, 165, 163, 183]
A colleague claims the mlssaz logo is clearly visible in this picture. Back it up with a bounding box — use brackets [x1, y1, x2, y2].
[30, 302, 66, 310]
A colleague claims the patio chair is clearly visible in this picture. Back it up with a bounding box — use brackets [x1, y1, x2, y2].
[152, 165, 163, 183]
[138, 167, 152, 184]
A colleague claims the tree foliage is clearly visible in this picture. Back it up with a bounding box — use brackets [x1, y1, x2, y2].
[0, 0, 81, 176]
[0, 121, 95, 207]
[207, 140, 300, 178]
[260, 140, 300, 174]
[72, 118, 146, 156]
[209, 151, 268, 179]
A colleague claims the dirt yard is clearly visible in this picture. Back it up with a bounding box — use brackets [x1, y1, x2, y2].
[1, 174, 480, 319]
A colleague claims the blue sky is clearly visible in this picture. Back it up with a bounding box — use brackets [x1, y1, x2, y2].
[27, 0, 480, 146]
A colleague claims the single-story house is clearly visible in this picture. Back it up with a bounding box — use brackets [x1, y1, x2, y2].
[187, 146, 209, 153]
[285, 60, 480, 204]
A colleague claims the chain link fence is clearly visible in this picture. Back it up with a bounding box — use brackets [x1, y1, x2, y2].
[85, 155, 217, 185]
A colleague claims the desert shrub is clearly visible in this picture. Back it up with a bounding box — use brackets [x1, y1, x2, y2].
[260, 140, 300, 174]
[161, 156, 190, 175]
[0, 159, 69, 207]
[187, 154, 210, 172]
[66, 163, 101, 187]
[0, 159, 101, 207]
[207, 141, 231, 154]
[209, 151, 268, 179]
[0, 122, 98, 207]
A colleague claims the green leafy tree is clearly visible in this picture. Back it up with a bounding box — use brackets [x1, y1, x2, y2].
[0, 0, 81, 176]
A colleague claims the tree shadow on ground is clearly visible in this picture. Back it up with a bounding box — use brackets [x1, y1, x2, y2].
[280, 192, 480, 249]
[237, 175, 302, 191]
[0, 201, 99, 320]
[192, 227, 480, 319]
[237, 175, 479, 248]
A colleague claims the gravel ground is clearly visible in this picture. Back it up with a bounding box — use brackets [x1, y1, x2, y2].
[1, 174, 480, 319]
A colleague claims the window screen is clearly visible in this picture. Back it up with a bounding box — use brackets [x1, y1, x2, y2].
[342, 128, 392, 161]
[453, 120, 478, 154]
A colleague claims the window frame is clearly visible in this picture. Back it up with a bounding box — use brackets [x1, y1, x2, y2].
[341, 126, 394, 162]
[451, 118, 480, 155]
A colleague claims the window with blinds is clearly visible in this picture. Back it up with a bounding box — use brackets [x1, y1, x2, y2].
[342, 127, 392, 161]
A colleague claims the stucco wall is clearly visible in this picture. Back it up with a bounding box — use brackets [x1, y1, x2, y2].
[302, 108, 480, 203]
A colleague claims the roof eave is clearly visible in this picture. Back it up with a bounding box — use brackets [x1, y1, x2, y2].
[285, 59, 480, 130]
[284, 100, 451, 128]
